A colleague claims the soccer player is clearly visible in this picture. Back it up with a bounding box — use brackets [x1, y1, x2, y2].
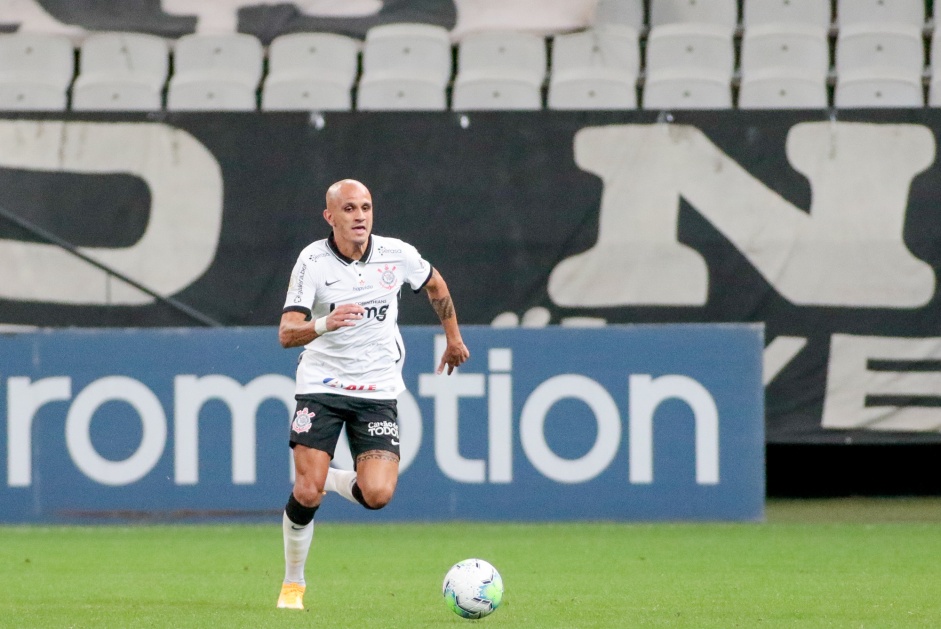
[276, 179, 470, 610]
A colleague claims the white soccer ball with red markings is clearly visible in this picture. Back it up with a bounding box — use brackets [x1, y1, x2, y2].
[442, 558, 504, 619]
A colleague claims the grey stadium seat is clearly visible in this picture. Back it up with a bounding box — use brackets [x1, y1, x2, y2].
[740, 23, 830, 81]
[73, 32, 168, 111]
[0, 33, 73, 111]
[642, 67, 732, 109]
[263, 32, 360, 111]
[548, 28, 638, 110]
[743, 0, 832, 30]
[452, 31, 546, 111]
[738, 69, 828, 109]
[835, 68, 924, 108]
[645, 23, 735, 79]
[357, 23, 451, 111]
[167, 33, 263, 111]
[650, 0, 738, 32]
[835, 23, 925, 76]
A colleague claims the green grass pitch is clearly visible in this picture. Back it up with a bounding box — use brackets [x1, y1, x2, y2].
[2, 498, 941, 628]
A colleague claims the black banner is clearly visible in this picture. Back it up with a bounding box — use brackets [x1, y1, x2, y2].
[3, 0, 456, 41]
[2, 110, 941, 445]
[1, 1, 596, 43]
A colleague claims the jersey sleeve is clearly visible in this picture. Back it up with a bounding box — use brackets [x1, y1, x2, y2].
[283, 254, 317, 318]
[403, 242, 433, 293]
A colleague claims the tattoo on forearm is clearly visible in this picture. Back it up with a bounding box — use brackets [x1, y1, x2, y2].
[430, 296, 455, 321]
[357, 450, 400, 464]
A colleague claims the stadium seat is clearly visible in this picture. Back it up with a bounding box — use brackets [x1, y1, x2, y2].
[836, 0, 925, 29]
[552, 27, 640, 75]
[738, 69, 828, 109]
[456, 30, 546, 86]
[642, 67, 732, 109]
[167, 33, 263, 111]
[0, 33, 73, 111]
[72, 80, 163, 111]
[645, 23, 735, 78]
[740, 24, 830, 80]
[72, 32, 168, 111]
[548, 67, 637, 109]
[742, 0, 832, 30]
[356, 23, 451, 111]
[262, 32, 359, 111]
[548, 28, 638, 109]
[452, 72, 543, 110]
[650, 0, 738, 32]
[166, 80, 258, 111]
[835, 23, 924, 76]
[593, 0, 645, 32]
[452, 31, 546, 111]
[835, 68, 924, 108]
[361, 23, 452, 86]
[357, 78, 447, 111]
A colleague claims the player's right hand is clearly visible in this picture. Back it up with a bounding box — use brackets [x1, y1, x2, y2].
[327, 303, 365, 331]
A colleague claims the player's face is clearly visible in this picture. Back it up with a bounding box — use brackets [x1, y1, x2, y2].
[325, 183, 373, 248]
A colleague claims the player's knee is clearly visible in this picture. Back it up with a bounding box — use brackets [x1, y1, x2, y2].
[292, 479, 324, 507]
[358, 480, 396, 510]
[367, 490, 393, 510]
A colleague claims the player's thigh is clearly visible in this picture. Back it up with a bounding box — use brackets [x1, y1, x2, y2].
[293, 444, 333, 496]
[356, 449, 400, 490]
[356, 450, 399, 505]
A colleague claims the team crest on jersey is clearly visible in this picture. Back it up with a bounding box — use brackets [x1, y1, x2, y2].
[378, 265, 397, 289]
[293, 407, 314, 433]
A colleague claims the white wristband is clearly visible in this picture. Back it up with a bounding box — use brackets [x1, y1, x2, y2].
[314, 316, 329, 336]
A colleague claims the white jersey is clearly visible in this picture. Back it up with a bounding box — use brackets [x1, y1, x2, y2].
[283, 233, 433, 400]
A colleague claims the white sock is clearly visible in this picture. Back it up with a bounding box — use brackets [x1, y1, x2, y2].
[282, 511, 315, 585]
[323, 467, 358, 504]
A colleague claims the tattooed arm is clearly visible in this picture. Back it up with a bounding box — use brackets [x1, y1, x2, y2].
[424, 268, 470, 375]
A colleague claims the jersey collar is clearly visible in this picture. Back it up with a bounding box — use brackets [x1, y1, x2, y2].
[327, 232, 373, 265]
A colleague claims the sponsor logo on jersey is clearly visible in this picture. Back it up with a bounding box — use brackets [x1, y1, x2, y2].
[308, 252, 330, 262]
[378, 246, 402, 255]
[292, 407, 315, 433]
[368, 420, 399, 439]
[363, 304, 388, 321]
[292, 263, 308, 303]
[378, 265, 397, 290]
[322, 377, 379, 391]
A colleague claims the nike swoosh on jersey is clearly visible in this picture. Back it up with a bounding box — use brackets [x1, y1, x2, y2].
[325, 279, 341, 286]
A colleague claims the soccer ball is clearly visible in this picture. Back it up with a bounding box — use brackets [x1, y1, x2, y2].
[442, 558, 504, 619]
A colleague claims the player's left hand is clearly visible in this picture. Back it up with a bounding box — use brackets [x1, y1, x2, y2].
[437, 341, 470, 375]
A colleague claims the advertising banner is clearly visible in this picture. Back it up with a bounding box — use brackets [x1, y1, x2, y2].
[0, 324, 764, 523]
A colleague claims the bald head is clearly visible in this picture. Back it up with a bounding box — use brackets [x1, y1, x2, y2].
[326, 179, 370, 209]
[323, 179, 374, 257]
